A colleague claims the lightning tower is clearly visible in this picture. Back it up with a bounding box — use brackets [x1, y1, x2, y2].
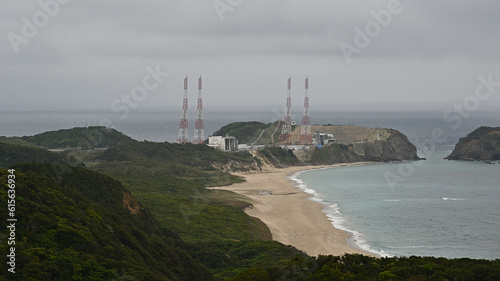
[280, 77, 292, 144]
[300, 76, 312, 145]
[176, 76, 189, 143]
[193, 75, 205, 144]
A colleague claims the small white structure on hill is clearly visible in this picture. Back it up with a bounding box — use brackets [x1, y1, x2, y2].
[208, 135, 238, 151]
[313, 131, 336, 145]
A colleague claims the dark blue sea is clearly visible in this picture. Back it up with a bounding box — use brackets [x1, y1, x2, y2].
[1, 110, 499, 259]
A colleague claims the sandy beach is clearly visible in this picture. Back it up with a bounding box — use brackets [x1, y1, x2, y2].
[214, 163, 374, 257]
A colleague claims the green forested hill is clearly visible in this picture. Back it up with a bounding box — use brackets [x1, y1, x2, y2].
[90, 141, 307, 278]
[0, 137, 305, 279]
[21, 126, 134, 149]
[94, 140, 258, 186]
[0, 142, 82, 168]
[97, 141, 255, 169]
[97, 140, 303, 172]
[0, 164, 214, 281]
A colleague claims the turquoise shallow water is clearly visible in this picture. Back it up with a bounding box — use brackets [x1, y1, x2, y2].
[294, 152, 500, 259]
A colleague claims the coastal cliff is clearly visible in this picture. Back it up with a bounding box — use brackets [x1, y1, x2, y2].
[446, 126, 500, 161]
[350, 129, 421, 162]
[309, 127, 421, 164]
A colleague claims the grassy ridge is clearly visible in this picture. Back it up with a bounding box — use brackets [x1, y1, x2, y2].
[0, 142, 82, 168]
[0, 137, 40, 148]
[21, 126, 133, 149]
[97, 141, 257, 171]
[211, 121, 284, 145]
[460, 126, 500, 142]
[212, 122, 269, 144]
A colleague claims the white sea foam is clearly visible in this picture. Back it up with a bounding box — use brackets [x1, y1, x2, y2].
[289, 170, 393, 258]
[322, 203, 394, 258]
[386, 245, 469, 250]
[289, 170, 323, 203]
[442, 197, 466, 201]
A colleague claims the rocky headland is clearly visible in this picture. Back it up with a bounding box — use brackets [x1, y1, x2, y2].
[215, 122, 423, 165]
[446, 126, 500, 161]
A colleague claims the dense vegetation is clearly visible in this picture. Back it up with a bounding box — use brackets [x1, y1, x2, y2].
[232, 254, 500, 280]
[90, 141, 306, 278]
[97, 141, 256, 171]
[0, 142, 82, 168]
[0, 164, 213, 281]
[92, 162, 271, 244]
[21, 126, 133, 149]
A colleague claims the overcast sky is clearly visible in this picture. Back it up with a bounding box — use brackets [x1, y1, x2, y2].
[2, 0, 500, 113]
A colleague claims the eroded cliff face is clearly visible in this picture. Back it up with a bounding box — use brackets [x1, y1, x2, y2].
[446, 126, 500, 161]
[310, 128, 421, 165]
[351, 129, 421, 162]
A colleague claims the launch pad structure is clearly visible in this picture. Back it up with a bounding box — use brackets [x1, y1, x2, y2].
[192, 76, 205, 144]
[176, 76, 189, 143]
[280, 76, 312, 146]
[280, 77, 293, 144]
[300, 76, 312, 145]
[176, 75, 312, 146]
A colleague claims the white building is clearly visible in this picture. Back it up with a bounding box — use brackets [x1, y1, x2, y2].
[208, 136, 238, 151]
[313, 131, 336, 145]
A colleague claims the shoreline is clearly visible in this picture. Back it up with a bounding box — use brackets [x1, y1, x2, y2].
[213, 162, 377, 257]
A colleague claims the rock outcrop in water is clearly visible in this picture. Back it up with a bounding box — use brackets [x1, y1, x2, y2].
[446, 126, 500, 161]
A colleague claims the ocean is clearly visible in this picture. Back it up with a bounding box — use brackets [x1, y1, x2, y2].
[293, 153, 500, 259]
[289, 111, 500, 259]
[2, 110, 499, 259]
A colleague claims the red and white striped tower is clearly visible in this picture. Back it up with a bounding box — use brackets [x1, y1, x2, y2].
[192, 75, 205, 144]
[280, 77, 292, 144]
[300, 76, 312, 145]
[176, 76, 189, 143]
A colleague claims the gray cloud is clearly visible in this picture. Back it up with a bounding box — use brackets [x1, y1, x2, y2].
[2, 0, 499, 112]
